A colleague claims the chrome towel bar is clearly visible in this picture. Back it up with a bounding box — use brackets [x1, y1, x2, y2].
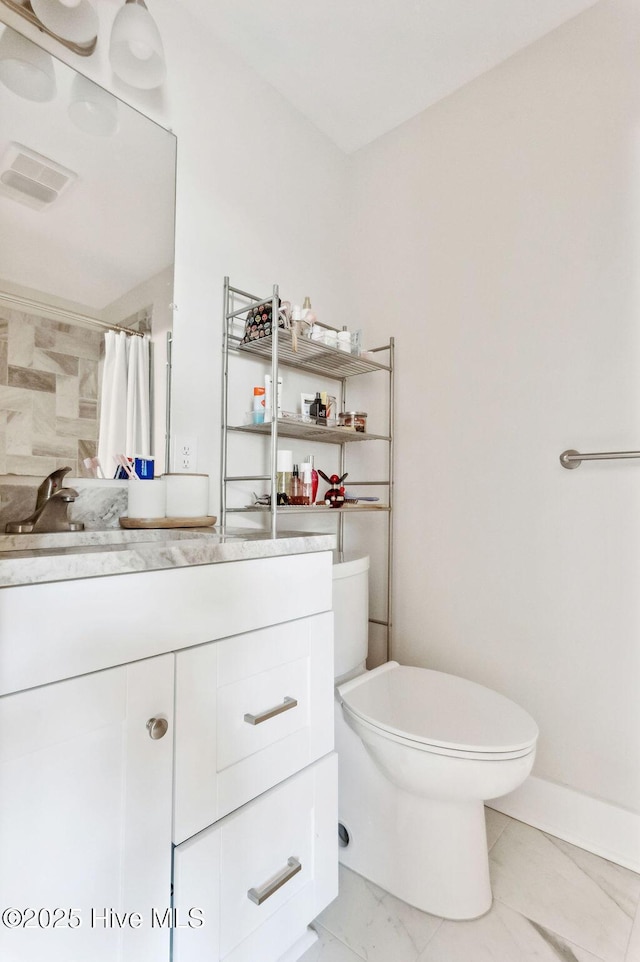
[560, 449, 640, 469]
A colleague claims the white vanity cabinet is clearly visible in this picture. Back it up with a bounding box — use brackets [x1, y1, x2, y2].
[0, 545, 337, 962]
[0, 653, 175, 962]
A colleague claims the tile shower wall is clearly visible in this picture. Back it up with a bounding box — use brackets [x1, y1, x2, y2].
[0, 307, 102, 478]
[0, 305, 152, 480]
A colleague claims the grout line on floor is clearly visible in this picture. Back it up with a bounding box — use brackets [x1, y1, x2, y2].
[420, 915, 445, 953]
[486, 807, 510, 851]
[311, 921, 368, 961]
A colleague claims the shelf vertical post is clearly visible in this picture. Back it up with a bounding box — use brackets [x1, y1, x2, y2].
[164, 329, 172, 475]
[386, 336, 395, 663]
[269, 285, 280, 539]
[220, 277, 230, 528]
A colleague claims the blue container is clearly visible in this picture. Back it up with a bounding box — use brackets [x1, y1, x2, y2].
[134, 456, 155, 480]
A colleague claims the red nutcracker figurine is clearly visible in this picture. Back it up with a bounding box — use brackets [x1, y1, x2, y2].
[318, 470, 348, 508]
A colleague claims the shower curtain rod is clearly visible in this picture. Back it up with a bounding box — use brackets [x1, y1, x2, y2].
[0, 290, 145, 337]
[560, 448, 640, 469]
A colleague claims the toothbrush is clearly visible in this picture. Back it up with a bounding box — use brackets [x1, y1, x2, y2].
[115, 455, 138, 479]
[83, 457, 106, 479]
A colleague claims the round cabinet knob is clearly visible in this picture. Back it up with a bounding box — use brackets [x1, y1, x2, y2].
[146, 716, 168, 740]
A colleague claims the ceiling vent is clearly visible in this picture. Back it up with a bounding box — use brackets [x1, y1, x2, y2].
[0, 143, 77, 211]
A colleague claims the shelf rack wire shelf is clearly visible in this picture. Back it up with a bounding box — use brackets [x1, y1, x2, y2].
[221, 277, 395, 660]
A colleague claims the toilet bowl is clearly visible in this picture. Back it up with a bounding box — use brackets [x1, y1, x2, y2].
[332, 556, 538, 920]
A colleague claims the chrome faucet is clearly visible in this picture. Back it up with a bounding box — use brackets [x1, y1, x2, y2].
[5, 467, 85, 534]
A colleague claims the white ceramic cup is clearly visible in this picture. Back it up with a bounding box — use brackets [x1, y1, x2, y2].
[127, 478, 166, 519]
[164, 473, 209, 518]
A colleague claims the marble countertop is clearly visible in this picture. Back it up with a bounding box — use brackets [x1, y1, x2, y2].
[0, 527, 336, 588]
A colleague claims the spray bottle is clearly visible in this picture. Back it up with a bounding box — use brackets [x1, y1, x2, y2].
[304, 454, 319, 503]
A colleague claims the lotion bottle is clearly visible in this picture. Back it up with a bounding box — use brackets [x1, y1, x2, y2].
[304, 454, 319, 503]
[302, 296, 317, 327]
[301, 462, 313, 505]
[276, 449, 293, 502]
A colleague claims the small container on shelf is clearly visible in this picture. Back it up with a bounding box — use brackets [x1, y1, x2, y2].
[337, 330, 351, 353]
[338, 411, 367, 433]
[310, 392, 327, 425]
[252, 386, 265, 424]
[289, 464, 313, 505]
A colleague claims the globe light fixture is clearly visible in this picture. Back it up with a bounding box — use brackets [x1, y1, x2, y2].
[0, 25, 56, 101]
[109, 0, 166, 90]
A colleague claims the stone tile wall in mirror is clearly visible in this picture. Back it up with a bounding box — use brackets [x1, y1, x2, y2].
[0, 304, 152, 477]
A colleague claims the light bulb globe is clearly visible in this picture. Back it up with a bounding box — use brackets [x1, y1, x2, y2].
[109, 2, 165, 90]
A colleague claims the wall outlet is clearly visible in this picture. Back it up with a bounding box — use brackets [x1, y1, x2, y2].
[173, 435, 197, 472]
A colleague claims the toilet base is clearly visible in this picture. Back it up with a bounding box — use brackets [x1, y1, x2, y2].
[335, 701, 493, 920]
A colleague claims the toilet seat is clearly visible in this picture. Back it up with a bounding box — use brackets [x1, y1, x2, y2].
[338, 662, 538, 761]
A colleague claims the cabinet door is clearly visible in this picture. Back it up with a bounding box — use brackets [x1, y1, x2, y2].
[0, 654, 174, 962]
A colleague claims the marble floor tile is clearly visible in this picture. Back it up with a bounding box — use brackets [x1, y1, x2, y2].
[315, 865, 442, 962]
[417, 898, 604, 962]
[485, 806, 510, 849]
[489, 818, 637, 962]
[545, 834, 640, 920]
[299, 926, 366, 962]
[625, 903, 640, 962]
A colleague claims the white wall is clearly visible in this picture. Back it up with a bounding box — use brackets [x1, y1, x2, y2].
[348, 0, 640, 816]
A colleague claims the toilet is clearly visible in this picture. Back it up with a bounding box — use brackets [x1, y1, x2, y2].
[332, 555, 538, 921]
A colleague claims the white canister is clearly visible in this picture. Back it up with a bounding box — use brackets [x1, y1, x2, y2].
[127, 478, 166, 519]
[337, 330, 351, 353]
[165, 474, 209, 518]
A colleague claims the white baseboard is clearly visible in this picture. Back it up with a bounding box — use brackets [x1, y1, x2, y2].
[487, 775, 640, 873]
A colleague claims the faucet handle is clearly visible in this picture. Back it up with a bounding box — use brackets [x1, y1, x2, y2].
[52, 486, 79, 503]
[35, 467, 73, 510]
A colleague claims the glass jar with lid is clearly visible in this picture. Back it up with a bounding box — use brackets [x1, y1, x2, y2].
[338, 411, 367, 432]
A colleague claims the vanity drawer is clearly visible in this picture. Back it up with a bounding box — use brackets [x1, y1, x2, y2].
[217, 654, 310, 770]
[173, 753, 338, 962]
[174, 612, 334, 843]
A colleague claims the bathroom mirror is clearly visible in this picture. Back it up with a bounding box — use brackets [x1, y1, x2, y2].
[0, 21, 176, 478]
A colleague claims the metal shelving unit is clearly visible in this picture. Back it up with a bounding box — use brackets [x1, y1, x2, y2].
[221, 277, 394, 658]
[230, 419, 390, 445]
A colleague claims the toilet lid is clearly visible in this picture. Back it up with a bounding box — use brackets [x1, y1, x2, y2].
[339, 662, 538, 755]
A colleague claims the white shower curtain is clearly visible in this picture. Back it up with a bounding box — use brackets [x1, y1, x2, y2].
[98, 331, 151, 478]
[126, 333, 150, 459]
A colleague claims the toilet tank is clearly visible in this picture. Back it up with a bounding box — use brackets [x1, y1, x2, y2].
[332, 554, 370, 679]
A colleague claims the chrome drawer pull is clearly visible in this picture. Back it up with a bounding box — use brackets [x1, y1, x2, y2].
[244, 696, 298, 726]
[247, 857, 302, 905]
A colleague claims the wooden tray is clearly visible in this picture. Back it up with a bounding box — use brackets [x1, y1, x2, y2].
[119, 516, 217, 529]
